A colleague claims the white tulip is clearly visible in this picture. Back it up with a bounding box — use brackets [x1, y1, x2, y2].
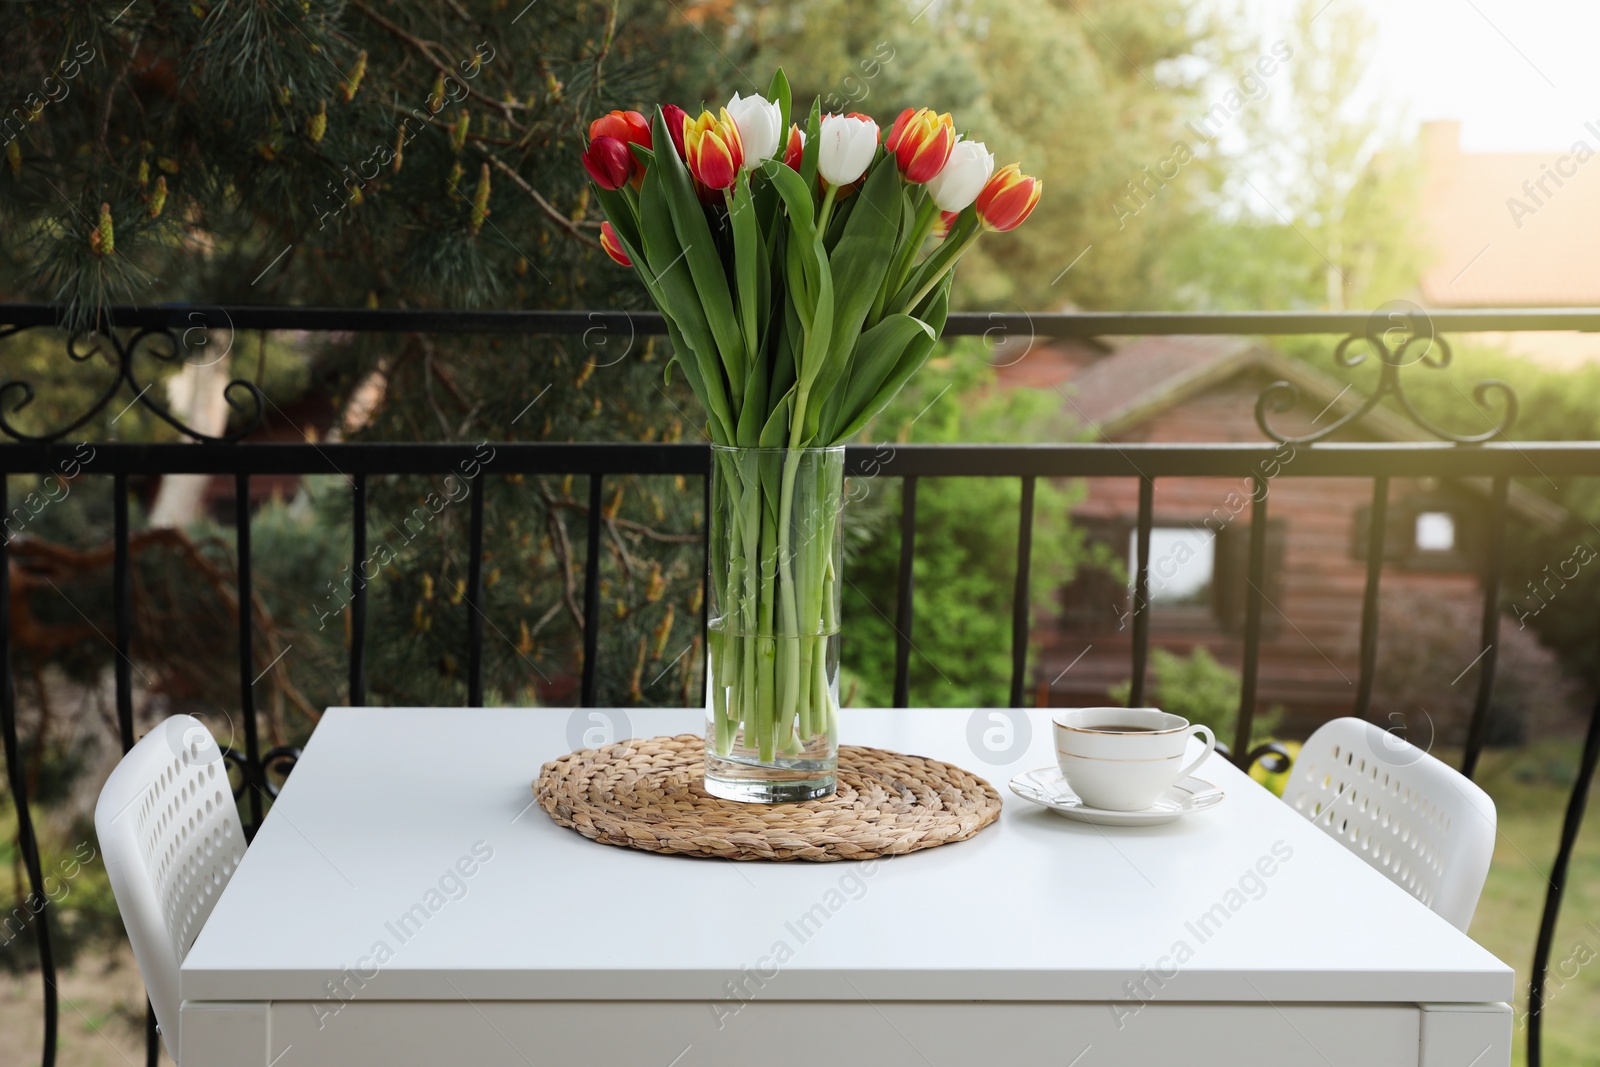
[925, 138, 994, 212]
[725, 92, 783, 169]
[817, 113, 880, 186]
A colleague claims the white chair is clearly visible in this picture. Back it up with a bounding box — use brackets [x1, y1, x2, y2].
[94, 715, 246, 1061]
[1280, 716, 1495, 932]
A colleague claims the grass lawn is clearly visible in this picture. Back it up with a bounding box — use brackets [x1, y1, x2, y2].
[1469, 740, 1600, 1067]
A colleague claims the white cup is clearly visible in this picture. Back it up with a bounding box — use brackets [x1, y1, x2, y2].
[1052, 707, 1216, 812]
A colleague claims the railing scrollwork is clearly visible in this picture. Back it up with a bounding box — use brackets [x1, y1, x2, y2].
[1255, 301, 1519, 445]
[0, 310, 265, 443]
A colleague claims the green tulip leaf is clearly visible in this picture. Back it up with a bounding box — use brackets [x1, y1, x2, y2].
[829, 275, 951, 443]
[822, 313, 935, 442]
[637, 163, 734, 442]
[650, 107, 745, 405]
[590, 183, 641, 255]
[729, 170, 761, 367]
[800, 97, 821, 194]
[825, 156, 901, 371]
[768, 68, 792, 138]
[760, 387, 793, 448]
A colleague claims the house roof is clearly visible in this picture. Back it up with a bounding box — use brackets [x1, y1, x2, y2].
[1055, 334, 1262, 434]
[1418, 120, 1600, 307]
[995, 333, 1566, 528]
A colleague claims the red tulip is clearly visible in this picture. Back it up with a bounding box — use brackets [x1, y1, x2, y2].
[883, 106, 955, 184]
[976, 163, 1042, 232]
[683, 108, 743, 191]
[588, 110, 651, 150]
[932, 210, 960, 238]
[783, 124, 805, 171]
[582, 135, 634, 191]
[661, 104, 690, 159]
[582, 110, 652, 191]
[599, 221, 631, 266]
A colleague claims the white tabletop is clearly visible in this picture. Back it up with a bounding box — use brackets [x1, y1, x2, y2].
[181, 707, 1513, 1005]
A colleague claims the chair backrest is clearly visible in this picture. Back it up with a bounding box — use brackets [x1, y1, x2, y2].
[94, 715, 246, 1060]
[1280, 717, 1495, 932]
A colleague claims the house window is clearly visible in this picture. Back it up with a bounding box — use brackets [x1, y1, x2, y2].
[1131, 527, 1216, 606]
[1212, 518, 1288, 636]
[1059, 517, 1282, 635]
[1352, 491, 1479, 572]
[1414, 511, 1456, 553]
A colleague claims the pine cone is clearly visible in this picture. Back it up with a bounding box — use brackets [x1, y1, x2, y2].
[89, 203, 114, 257]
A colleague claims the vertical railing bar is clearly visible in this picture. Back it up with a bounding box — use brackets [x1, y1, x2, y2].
[1008, 476, 1037, 708]
[1461, 475, 1509, 780]
[1526, 690, 1600, 1067]
[892, 475, 919, 709]
[113, 473, 134, 750]
[466, 474, 486, 708]
[1129, 476, 1154, 708]
[700, 468, 711, 707]
[1234, 475, 1269, 765]
[1353, 475, 1389, 721]
[580, 473, 604, 707]
[113, 473, 158, 1067]
[0, 476, 59, 1067]
[235, 473, 262, 831]
[348, 473, 368, 707]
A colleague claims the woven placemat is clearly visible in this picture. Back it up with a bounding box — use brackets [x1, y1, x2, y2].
[534, 734, 1002, 861]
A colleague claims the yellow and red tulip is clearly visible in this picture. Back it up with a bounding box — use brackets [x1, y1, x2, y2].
[683, 108, 744, 191]
[599, 221, 631, 266]
[976, 163, 1041, 232]
[932, 210, 959, 238]
[884, 107, 955, 184]
[783, 124, 805, 171]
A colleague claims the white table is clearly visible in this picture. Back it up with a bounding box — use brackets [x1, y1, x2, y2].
[179, 707, 1513, 1066]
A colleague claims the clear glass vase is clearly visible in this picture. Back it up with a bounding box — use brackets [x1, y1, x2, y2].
[704, 445, 844, 803]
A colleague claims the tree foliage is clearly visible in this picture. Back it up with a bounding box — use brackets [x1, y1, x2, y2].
[743, 0, 1235, 312]
[1, 0, 727, 315]
[840, 341, 1100, 707]
[0, 1, 734, 728]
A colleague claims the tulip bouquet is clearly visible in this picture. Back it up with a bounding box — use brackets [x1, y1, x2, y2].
[582, 70, 1040, 800]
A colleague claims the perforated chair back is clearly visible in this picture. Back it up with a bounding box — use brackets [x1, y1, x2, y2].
[94, 716, 246, 1060]
[1280, 717, 1496, 932]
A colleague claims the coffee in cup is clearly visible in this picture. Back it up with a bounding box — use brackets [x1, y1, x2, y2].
[1052, 707, 1216, 811]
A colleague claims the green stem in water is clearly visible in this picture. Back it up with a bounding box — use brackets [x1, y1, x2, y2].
[774, 447, 805, 745]
[736, 468, 772, 760]
[759, 508, 783, 751]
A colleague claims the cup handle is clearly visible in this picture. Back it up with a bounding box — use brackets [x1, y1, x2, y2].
[1175, 724, 1216, 782]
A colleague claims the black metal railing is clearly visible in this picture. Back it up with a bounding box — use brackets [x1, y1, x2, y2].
[2, 304, 1598, 1067]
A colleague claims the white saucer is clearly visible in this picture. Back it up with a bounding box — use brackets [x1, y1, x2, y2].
[1008, 767, 1224, 825]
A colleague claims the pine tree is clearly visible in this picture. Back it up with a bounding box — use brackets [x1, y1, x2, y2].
[0, 1, 735, 718]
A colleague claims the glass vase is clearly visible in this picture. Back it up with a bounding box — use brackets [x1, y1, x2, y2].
[704, 445, 844, 803]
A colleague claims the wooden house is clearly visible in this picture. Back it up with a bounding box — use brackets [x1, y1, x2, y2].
[993, 334, 1565, 734]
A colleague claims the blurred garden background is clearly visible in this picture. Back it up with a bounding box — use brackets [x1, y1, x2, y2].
[3, 0, 1600, 1063]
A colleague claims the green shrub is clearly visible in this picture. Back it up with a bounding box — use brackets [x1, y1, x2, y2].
[1110, 646, 1281, 749]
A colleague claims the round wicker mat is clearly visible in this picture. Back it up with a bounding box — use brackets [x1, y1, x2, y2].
[534, 734, 1002, 861]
